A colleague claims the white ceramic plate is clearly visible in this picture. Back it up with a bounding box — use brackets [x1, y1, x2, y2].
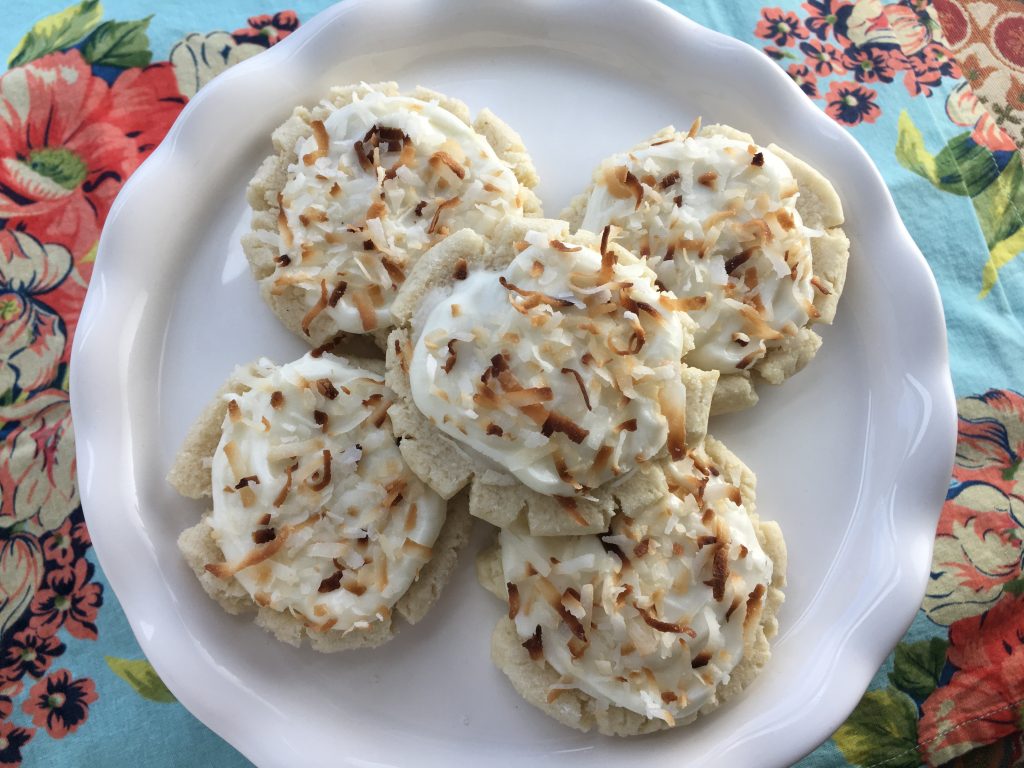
[70, 0, 956, 765]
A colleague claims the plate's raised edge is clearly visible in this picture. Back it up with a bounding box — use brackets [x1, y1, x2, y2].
[69, 0, 958, 765]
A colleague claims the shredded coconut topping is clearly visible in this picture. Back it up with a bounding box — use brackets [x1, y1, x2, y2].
[409, 229, 695, 497]
[208, 353, 444, 633]
[580, 130, 819, 373]
[273, 88, 527, 335]
[501, 448, 773, 725]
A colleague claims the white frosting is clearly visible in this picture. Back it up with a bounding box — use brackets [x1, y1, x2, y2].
[501, 448, 774, 726]
[209, 353, 444, 634]
[272, 88, 527, 335]
[580, 131, 820, 373]
[409, 229, 694, 498]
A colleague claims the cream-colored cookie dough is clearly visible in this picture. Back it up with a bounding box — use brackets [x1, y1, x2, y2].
[480, 436, 786, 735]
[385, 217, 718, 536]
[168, 352, 472, 651]
[243, 82, 542, 348]
[563, 122, 848, 414]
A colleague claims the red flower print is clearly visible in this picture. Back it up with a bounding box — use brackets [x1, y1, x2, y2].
[903, 43, 958, 97]
[924, 391, 1024, 626]
[28, 558, 102, 641]
[0, 50, 185, 257]
[233, 11, 299, 47]
[801, 0, 852, 43]
[787, 63, 820, 98]
[799, 38, 846, 76]
[2, 628, 64, 681]
[0, 680, 23, 720]
[919, 594, 1024, 766]
[882, 3, 934, 56]
[755, 8, 809, 47]
[41, 519, 76, 568]
[21, 669, 96, 739]
[0, 721, 33, 767]
[0, 390, 77, 534]
[823, 81, 880, 126]
[0, 231, 73, 397]
[842, 46, 899, 83]
[70, 515, 91, 558]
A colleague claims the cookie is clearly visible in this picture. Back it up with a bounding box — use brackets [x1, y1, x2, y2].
[167, 352, 472, 651]
[562, 122, 849, 413]
[243, 82, 543, 348]
[385, 217, 718, 536]
[478, 436, 786, 735]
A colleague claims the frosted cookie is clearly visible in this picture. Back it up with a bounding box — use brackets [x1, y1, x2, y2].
[167, 352, 472, 651]
[385, 217, 718, 536]
[244, 82, 542, 348]
[563, 122, 849, 413]
[476, 436, 786, 735]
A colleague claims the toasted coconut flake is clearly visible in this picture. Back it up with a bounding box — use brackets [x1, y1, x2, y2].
[429, 150, 466, 179]
[273, 462, 298, 508]
[751, 151, 765, 167]
[698, 171, 718, 190]
[633, 537, 650, 557]
[316, 378, 339, 400]
[604, 165, 644, 210]
[658, 170, 681, 190]
[725, 596, 743, 622]
[252, 527, 275, 545]
[427, 196, 461, 235]
[633, 602, 696, 636]
[738, 304, 784, 341]
[499, 276, 574, 310]
[222, 441, 243, 478]
[234, 475, 259, 489]
[308, 449, 332, 492]
[352, 291, 377, 331]
[327, 281, 348, 308]
[658, 386, 687, 460]
[744, 584, 766, 631]
[541, 412, 590, 444]
[691, 650, 712, 668]
[686, 116, 702, 139]
[205, 515, 315, 579]
[301, 280, 329, 336]
[443, 339, 459, 374]
[227, 399, 241, 422]
[486, 423, 503, 436]
[523, 625, 544, 660]
[549, 239, 582, 253]
[318, 570, 344, 593]
[402, 538, 433, 560]
[659, 294, 707, 312]
[507, 582, 520, 619]
[560, 367, 591, 411]
[452, 258, 468, 281]
[810, 276, 831, 295]
[270, 391, 284, 409]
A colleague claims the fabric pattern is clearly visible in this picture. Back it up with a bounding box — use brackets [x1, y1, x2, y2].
[0, 1, 1021, 765]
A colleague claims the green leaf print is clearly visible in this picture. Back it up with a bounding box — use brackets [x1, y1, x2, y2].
[80, 17, 153, 68]
[896, 110, 1024, 297]
[8, 0, 103, 68]
[889, 638, 949, 700]
[106, 656, 176, 703]
[833, 689, 921, 768]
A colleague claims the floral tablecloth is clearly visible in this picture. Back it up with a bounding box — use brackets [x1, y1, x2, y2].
[0, 0, 1022, 765]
